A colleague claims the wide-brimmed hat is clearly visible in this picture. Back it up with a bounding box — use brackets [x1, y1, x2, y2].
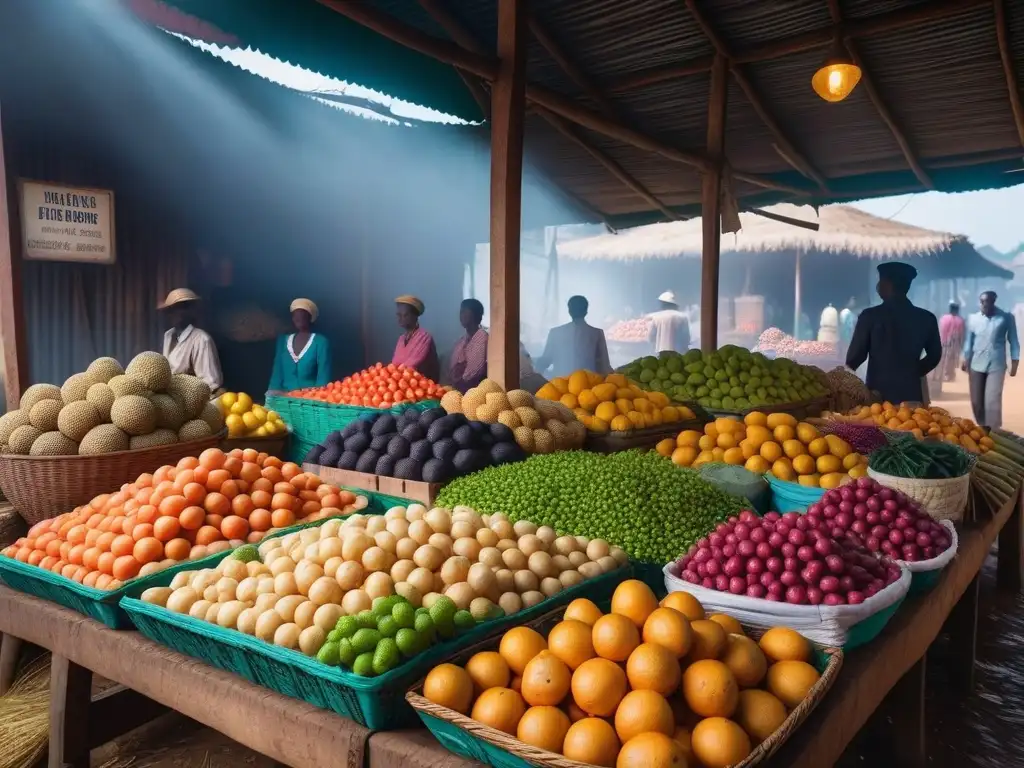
[395, 295, 425, 315]
[290, 298, 319, 322]
[158, 288, 200, 310]
[658, 291, 677, 303]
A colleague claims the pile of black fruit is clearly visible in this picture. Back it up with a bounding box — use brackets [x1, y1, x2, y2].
[303, 407, 526, 482]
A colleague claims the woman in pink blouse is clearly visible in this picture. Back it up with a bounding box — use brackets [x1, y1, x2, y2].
[392, 295, 440, 382]
[449, 298, 488, 393]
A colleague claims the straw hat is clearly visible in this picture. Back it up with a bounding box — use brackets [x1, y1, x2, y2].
[290, 298, 319, 322]
[395, 295, 425, 315]
[158, 288, 200, 310]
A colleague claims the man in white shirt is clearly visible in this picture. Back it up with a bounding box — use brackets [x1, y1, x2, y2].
[536, 295, 612, 378]
[648, 291, 690, 354]
[159, 288, 224, 392]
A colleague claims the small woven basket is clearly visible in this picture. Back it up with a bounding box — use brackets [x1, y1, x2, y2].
[866, 467, 970, 523]
[0, 431, 224, 526]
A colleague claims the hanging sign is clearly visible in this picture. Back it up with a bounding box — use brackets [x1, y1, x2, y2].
[19, 180, 115, 264]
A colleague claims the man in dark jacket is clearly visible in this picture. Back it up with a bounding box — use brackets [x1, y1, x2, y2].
[846, 262, 942, 404]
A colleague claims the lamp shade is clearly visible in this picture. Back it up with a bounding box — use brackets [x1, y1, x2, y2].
[812, 43, 862, 102]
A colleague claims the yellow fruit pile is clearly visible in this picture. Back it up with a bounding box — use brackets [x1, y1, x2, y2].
[661, 412, 868, 488]
[536, 371, 695, 434]
[422, 581, 820, 768]
[829, 402, 993, 454]
[218, 392, 287, 439]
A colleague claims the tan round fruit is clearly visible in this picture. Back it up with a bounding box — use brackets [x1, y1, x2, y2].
[562, 717, 620, 767]
[682, 659, 739, 718]
[516, 705, 571, 753]
[613, 689, 674, 743]
[690, 716, 752, 768]
[470, 687, 527, 734]
[424, 663, 474, 715]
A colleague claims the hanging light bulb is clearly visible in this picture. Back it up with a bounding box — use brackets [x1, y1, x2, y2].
[812, 38, 861, 102]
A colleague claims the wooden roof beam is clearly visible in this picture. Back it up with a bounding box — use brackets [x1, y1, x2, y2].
[827, 0, 932, 189]
[995, 0, 1024, 147]
[609, 0, 992, 93]
[682, 0, 831, 194]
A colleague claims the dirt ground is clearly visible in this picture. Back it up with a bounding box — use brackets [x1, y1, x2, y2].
[931, 367, 1024, 433]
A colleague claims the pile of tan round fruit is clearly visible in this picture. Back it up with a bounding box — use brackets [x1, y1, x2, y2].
[144, 503, 627, 651]
[423, 580, 822, 768]
[0, 353, 223, 456]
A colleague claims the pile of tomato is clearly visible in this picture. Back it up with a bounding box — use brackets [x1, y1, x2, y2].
[289, 363, 447, 408]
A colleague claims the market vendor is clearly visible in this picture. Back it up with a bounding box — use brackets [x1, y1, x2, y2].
[159, 288, 223, 392]
[267, 298, 332, 393]
[449, 298, 488, 393]
[648, 290, 690, 353]
[393, 294, 440, 382]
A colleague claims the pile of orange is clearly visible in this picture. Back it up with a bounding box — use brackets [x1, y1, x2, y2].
[830, 402, 993, 454]
[288, 363, 447, 408]
[421, 580, 821, 768]
[1, 448, 365, 590]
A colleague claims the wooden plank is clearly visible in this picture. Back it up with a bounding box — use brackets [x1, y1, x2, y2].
[885, 656, 927, 768]
[88, 685, 170, 749]
[0, 101, 27, 412]
[486, 0, 527, 390]
[0, 631, 21, 694]
[48, 654, 92, 768]
[997, 484, 1022, 592]
[996, 0, 1024, 147]
[700, 54, 727, 353]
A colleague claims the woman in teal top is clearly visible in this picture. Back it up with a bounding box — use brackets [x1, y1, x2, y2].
[268, 298, 332, 392]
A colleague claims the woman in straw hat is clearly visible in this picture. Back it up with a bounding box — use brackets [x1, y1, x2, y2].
[268, 298, 332, 393]
[393, 295, 440, 382]
[159, 288, 223, 392]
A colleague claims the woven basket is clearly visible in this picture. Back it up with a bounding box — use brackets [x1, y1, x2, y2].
[219, 432, 289, 459]
[866, 467, 969, 523]
[0, 431, 224, 526]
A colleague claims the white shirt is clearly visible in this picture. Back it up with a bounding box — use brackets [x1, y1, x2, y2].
[648, 309, 690, 353]
[162, 325, 223, 391]
[540, 321, 612, 378]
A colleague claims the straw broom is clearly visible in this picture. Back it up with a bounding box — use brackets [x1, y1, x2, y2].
[0, 653, 51, 768]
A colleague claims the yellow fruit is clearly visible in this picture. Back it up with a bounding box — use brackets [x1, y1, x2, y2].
[560, 393, 579, 410]
[842, 452, 863, 470]
[521, 651, 571, 706]
[610, 415, 632, 432]
[735, 689, 787, 742]
[236, 392, 253, 411]
[648, 391, 670, 408]
[229, 400, 248, 415]
[616, 731, 684, 768]
[423, 663, 474, 714]
[615, 398, 633, 415]
[716, 431, 738, 449]
[614, 690, 675, 743]
[744, 456, 770, 473]
[661, 591, 705, 622]
[707, 613, 743, 636]
[704, 423, 719, 440]
[672, 446, 698, 467]
[806, 437, 829, 458]
[688, 619, 726, 661]
[547, 620, 596, 670]
[816, 454, 841, 474]
[711, 447, 725, 462]
[225, 413, 245, 437]
[765, 660, 820, 708]
[254, 425, 268, 437]
[564, 598, 603, 626]
[692, 450, 716, 467]
[766, 413, 797, 429]
[611, 579, 659, 628]
[605, 373, 627, 388]
[782, 439, 806, 459]
[795, 422, 820, 443]
[616, 388, 635, 400]
[626, 642, 681, 695]
[590, 417, 609, 434]
[562, 717, 621, 766]
[797, 473, 820, 487]
[848, 464, 867, 478]
[770, 458, 795, 481]
[773, 424, 795, 443]
[550, 377, 569, 395]
[791, 454, 816, 475]
[465, 651, 510, 694]
[744, 424, 771, 447]
[661, 406, 679, 422]
[499, 627, 548, 675]
[642, 607, 693, 658]
[715, 417, 739, 434]
[825, 434, 852, 458]
[739, 439, 758, 459]
[219, 392, 237, 409]
[595, 401, 618, 422]
[656, 438, 675, 457]
[517, 706, 571, 753]
[567, 371, 590, 396]
[758, 627, 811, 663]
[720, 634, 768, 688]
[723, 447, 745, 465]
[535, 383, 560, 401]
[593, 382, 618, 402]
[571, 658, 627, 717]
[251, 405, 267, 423]
[471, 687, 528, 734]
[633, 397, 652, 414]
[743, 411, 768, 427]
[759, 441, 782, 462]
[578, 390, 599, 411]
[242, 412, 260, 430]
[682, 659, 739, 717]
[691, 717, 752, 768]
[698, 434, 717, 451]
[626, 411, 645, 428]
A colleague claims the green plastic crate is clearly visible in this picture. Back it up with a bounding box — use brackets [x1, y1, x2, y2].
[120, 565, 633, 730]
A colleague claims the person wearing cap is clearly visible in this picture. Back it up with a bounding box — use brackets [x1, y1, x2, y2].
[159, 288, 223, 392]
[845, 262, 941, 405]
[393, 295, 440, 382]
[962, 290, 1019, 429]
[937, 301, 966, 382]
[268, 299, 332, 393]
[449, 298, 488, 393]
[647, 291, 690, 354]
[536, 295, 612, 378]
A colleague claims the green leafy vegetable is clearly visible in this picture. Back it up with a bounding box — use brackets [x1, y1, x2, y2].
[868, 434, 973, 479]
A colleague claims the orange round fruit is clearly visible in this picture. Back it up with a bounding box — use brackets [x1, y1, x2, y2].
[564, 697, 589, 722]
[661, 591, 705, 622]
[735, 689, 787, 742]
[626, 642, 681, 696]
[615, 732, 687, 768]
[643, 607, 693, 658]
[707, 613, 743, 636]
[521, 652, 571, 707]
[499, 626, 548, 676]
[613, 689, 675, 743]
[562, 717, 620, 767]
[563, 598, 603, 626]
[470, 687, 527, 734]
[765, 660, 820, 709]
[688, 619, 726, 661]
[757, 627, 811, 664]
[516, 705, 571, 753]
[610, 579, 659, 628]
[547, 620, 596, 670]
[681, 659, 739, 718]
[423, 663, 474, 715]
[592, 613, 641, 662]
[571, 658, 627, 717]
[465, 651, 510, 694]
[720, 634, 768, 689]
[691, 717, 751, 768]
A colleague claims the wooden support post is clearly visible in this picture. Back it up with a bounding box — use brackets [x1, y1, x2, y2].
[0, 101, 28, 411]
[794, 251, 803, 339]
[487, 0, 526, 389]
[885, 656, 927, 768]
[700, 54, 727, 353]
[945, 572, 980, 694]
[0, 632, 21, 695]
[997, 485, 1023, 593]
[49, 654, 92, 768]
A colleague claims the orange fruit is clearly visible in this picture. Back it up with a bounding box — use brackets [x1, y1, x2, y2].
[562, 718, 620, 767]
[770, 457, 795, 481]
[681, 659, 739, 718]
[423, 663, 474, 714]
[465, 651, 510, 694]
[720, 634, 768, 688]
[735, 689, 787, 742]
[616, 732, 686, 768]
[563, 697, 589, 722]
[672, 725, 694, 761]
[759, 440, 783, 462]
[610, 579, 659, 628]
[688, 619, 726, 661]
[626, 642, 681, 696]
[757, 627, 811, 664]
[571, 658, 627, 717]
[470, 687, 527, 734]
[521, 652, 571, 707]
[772, 424, 796, 442]
[643, 607, 693, 658]
[707, 614, 743, 636]
[547, 620, 596, 670]
[515, 706, 571, 753]
[690, 717, 752, 768]
[592, 613, 640, 662]
[499, 627, 547, 676]
[661, 592, 704, 622]
[765, 660, 820, 709]
[791, 454, 816, 475]
[614, 689, 675, 743]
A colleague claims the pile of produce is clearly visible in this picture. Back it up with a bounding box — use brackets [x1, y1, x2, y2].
[754, 328, 837, 359]
[619, 346, 829, 412]
[1, 448, 365, 588]
[0, 353, 222, 456]
[824, 367, 871, 414]
[673, 509, 902, 604]
[804, 478, 953, 562]
[441, 379, 586, 452]
[828, 403, 991, 454]
[421, 580, 822, 768]
[606, 317, 652, 343]
[535, 371, 696, 433]
[304, 407, 526, 483]
[436, 451, 750, 564]
[662, 413, 867, 488]
[217, 392, 287, 438]
[288, 363, 446, 408]
[972, 429, 1024, 511]
[869, 436, 973, 480]
[143, 504, 627, 674]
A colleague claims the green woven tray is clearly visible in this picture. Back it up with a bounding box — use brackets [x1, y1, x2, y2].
[120, 565, 633, 729]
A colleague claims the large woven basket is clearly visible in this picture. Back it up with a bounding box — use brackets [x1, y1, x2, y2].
[866, 467, 970, 523]
[0, 431, 223, 526]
